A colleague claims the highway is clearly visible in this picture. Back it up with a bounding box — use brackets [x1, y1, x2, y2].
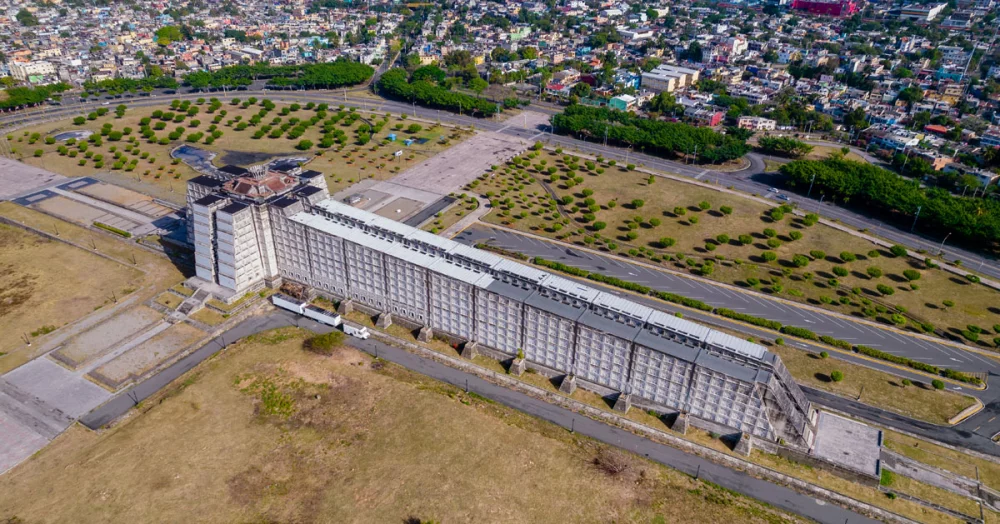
[82, 308, 877, 524]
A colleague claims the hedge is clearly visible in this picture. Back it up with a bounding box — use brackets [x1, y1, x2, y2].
[849, 344, 985, 385]
[715, 308, 782, 330]
[93, 221, 131, 238]
[818, 335, 853, 351]
[941, 368, 983, 385]
[533, 257, 590, 277]
[780, 325, 818, 341]
[655, 291, 714, 312]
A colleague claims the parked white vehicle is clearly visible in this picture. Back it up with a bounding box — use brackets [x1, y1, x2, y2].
[343, 324, 370, 339]
[303, 304, 341, 327]
[271, 293, 306, 314]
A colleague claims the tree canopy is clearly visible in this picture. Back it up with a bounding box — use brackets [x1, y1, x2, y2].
[184, 61, 373, 90]
[551, 105, 750, 164]
[780, 158, 1000, 253]
[376, 68, 498, 116]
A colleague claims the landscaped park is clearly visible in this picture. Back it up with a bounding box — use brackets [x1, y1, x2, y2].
[469, 146, 1000, 354]
[9, 97, 471, 205]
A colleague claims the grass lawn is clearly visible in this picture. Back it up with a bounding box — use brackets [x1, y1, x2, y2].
[763, 158, 786, 173]
[0, 221, 143, 368]
[883, 472, 982, 519]
[154, 292, 183, 310]
[0, 203, 187, 372]
[472, 148, 1000, 349]
[190, 308, 226, 326]
[339, 308, 970, 524]
[420, 194, 479, 233]
[804, 144, 866, 162]
[770, 345, 977, 425]
[12, 98, 471, 205]
[0, 328, 805, 524]
[883, 429, 1000, 492]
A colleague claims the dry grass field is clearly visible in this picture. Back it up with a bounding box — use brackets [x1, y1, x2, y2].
[473, 148, 1000, 349]
[11, 99, 470, 205]
[0, 202, 187, 371]
[338, 308, 975, 524]
[0, 328, 803, 524]
[883, 429, 1000, 492]
[0, 222, 143, 361]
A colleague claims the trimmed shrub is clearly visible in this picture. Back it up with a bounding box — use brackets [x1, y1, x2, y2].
[304, 330, 346, 355]
[830, 370, 844, 382]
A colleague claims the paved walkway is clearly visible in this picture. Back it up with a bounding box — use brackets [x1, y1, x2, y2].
[441, 196, 490, 238]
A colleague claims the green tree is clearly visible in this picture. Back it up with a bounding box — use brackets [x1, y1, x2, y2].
[16, 8, 39, 26]
[571, 82, 592, 99]
[155, 26, 184, 45]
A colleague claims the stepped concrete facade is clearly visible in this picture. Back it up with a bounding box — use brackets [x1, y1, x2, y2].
[189, 172, 817, 447]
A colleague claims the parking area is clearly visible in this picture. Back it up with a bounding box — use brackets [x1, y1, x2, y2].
[0, 158, 67, 201]
[377, 131, 526, 197]
[88, 322, 205, 390]
[32, 194, 138, 231]
[5, 358, 111, 420]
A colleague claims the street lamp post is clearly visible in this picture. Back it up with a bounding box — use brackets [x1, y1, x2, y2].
[911, 205, 921, 232]
[938, 232, 952, 255]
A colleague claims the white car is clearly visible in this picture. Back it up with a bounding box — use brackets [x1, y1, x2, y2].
[768, 187, 779, 193]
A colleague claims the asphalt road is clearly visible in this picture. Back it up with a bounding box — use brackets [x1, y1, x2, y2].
[81, 309, 876, 524]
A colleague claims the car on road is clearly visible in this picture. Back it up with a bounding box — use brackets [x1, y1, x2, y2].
[768, 187, 779, 193]
[777, 194, 792, 202]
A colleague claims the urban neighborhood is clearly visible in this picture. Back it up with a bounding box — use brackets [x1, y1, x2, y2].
[1, 0, 1000, 522]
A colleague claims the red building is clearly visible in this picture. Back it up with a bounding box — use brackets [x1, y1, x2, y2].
[791, 0, 859, 17]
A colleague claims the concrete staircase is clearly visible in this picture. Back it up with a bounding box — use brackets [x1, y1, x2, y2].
[171, 288, 211, 323]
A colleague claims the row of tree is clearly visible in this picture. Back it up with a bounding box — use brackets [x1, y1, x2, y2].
[0, 83, 71, 111]
[82, 76, 179, 95]
[550, 105, 751, 164]
[376, 68, 498, 116]
[780, 158, 1000, 253]
[182, 61, 373, 90]
[757, 136, 814, 158]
